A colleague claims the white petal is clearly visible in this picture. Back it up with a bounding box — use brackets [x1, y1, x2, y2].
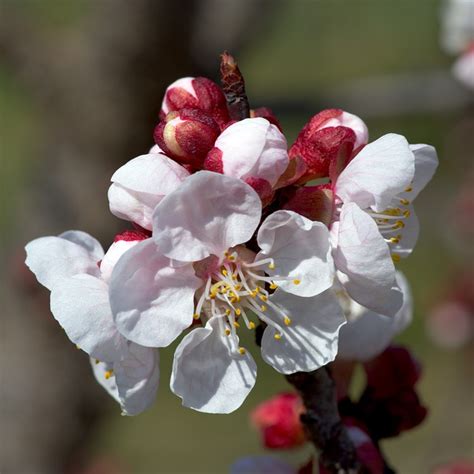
[408, 144, 439, 199]
[336, 134, 415, 212]
[230, 456, 296, 474]
[334, 203, 402, 316]
[218, 118, 289, 186]
[152, 171, 262, 261]
[170, 318, 257, 414]
[50, 274, 127, 361]
[114, 343, 160, 416]
[337, 272, 412, 361]
[109, 239, 201, 347]
[25, 231, 103, 291]
[91, 344, 160, 416]
[108, 154, 189, 230]
[91, 358, 120, 403]
[100, 240, 140, 283]
[261, 290, 345, 374]
[257, 210, 334, 297]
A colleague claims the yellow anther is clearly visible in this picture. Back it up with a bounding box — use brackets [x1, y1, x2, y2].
[394, 220, 405, 229]
[222, 268, 228, 276]
[104, 370, 113, 380]
[250, 290, 258, 298]
[249, 321, 256, 330]
[259, 294, 268, 302]
[225, 309, 231, 316]
[403, 209, 411, 218]
[384, 208, 401, 216]
[235, 308, 241, 316]
[268, 262, 275, 270]
[95, 359, 100, 365]
[210, 292, 217, 299]
[405, 186, 413, 192]
[255, 286, 261, 293]
[269, 282, 278, 290]
[293, 279, 301, 285]
[233, 321, 240, 329]
[232, 274, 238, 280]
[238, 347, 246, 355]
[76, 345, 81, 350]
[274, 333, 282, 340]
[228, 255, 236, 262]
[234, 284, 242, 291]
[225, 328, 231, 336]
[400, 198, 410, 206]
[193, 313, 200, 320]
[260, 305, 267, 311]
[390, 237, 400, 244]
[392, 253, 401, 263]
[382, 218, 389, 223]
[284, 316, 292, 326]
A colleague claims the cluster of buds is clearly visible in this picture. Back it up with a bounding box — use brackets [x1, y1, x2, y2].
[245, 345, 427, 473]
[24, 51, 437, 442]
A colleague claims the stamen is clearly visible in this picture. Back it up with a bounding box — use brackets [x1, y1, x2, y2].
[274, 333, 282, 340]
[293, 279, 301, 285]
[104, 370, 113, 380]
[392, 254, 401, 263]
[238, 347, 246, 355]
[405, 186, 413, 192]
[400, 198, 410, 205]
[284, 316, 292, 326]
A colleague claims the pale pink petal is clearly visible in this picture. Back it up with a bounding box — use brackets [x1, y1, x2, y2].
[100, 240, 140, 283]
[108, 153, 189, 230]
[337, 272, 412, 360]
[217, 118, 289, 186]
[170, 318, 257, 414]
[152, 171, 262, 261]
[391, 206, 419, 258]
[408, 144, 439, 199]
[261, 290, 345, 374]
[109, 239, 201, 347]
[336, 134, 415, 212]
[257, 210, 334, 297]
[50, 274, 128, 361]
[334, 203, 402, 316]
[25, 231, 103, 291]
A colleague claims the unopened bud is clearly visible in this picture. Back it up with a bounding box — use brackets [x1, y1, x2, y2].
[203, 118, 288, 203]
[251, 392, 306, 449]
[160, 76, 230, 127]
[282, 185, 334, 225]
[154, 108, 220, 169]
[289, 109, 368, 183]
[250, 107, 282, 131]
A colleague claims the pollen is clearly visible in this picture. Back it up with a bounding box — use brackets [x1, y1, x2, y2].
[95, 359, 100, 365]
[405, 186, 413, 192]
[268, 262, 275, 270]
[274, 333, 282, 340]
[394, 220, 405, 229]
[104, 370, 113, 380]
[238, 347, 246, 355]
[269, 282, 278, 290]
[390, 237, 400, 244]
[233, 321, 240, 329]
[193, 313, 200, 320]
[400, 198, 410, 205]
[225, 309, 231, 316]
[222, 268, 228, 276]
[392, 253, 401, 263]
[259, 294, 268, 302]
[403, 209, 410, 218]
[225, 328, 231, 336]
[260, 305, 267, 311]
[249, 321, 256, 330]
[235, 308, 241, 316]
[293, 279, 301, 285]
[284, 316, 292, 326]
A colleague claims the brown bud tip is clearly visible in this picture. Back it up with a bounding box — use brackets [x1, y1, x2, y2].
[219, 51, 250, 121]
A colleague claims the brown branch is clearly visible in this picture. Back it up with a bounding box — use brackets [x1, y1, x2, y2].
[286, 368, 365, 474]
[219, 51, 250, 120]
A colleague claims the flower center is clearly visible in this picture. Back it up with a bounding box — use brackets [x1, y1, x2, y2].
[193, 250, 301, 356]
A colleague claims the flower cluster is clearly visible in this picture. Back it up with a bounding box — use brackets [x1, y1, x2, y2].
[25, 56, 437, 416]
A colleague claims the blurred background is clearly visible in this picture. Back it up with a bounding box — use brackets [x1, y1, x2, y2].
[1, 0, 473, 473]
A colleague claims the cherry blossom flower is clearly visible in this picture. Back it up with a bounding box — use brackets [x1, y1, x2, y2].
[336, 272, 413, 361]
[109, 171, 344, 413]
[25, 230, 159, 415]
[286, 134, 437, 316]
[108, 149, 190, 230]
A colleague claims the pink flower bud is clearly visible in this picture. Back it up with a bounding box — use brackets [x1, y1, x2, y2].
[251, 392, 306, 449]
[154, 108, 220, 169]
[160, 76, 230, 127]
[281, 184, 334, 225]
[289, 109, 368, 183]
[203, 117, 289, 203]
[250, 107, 282, 131]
